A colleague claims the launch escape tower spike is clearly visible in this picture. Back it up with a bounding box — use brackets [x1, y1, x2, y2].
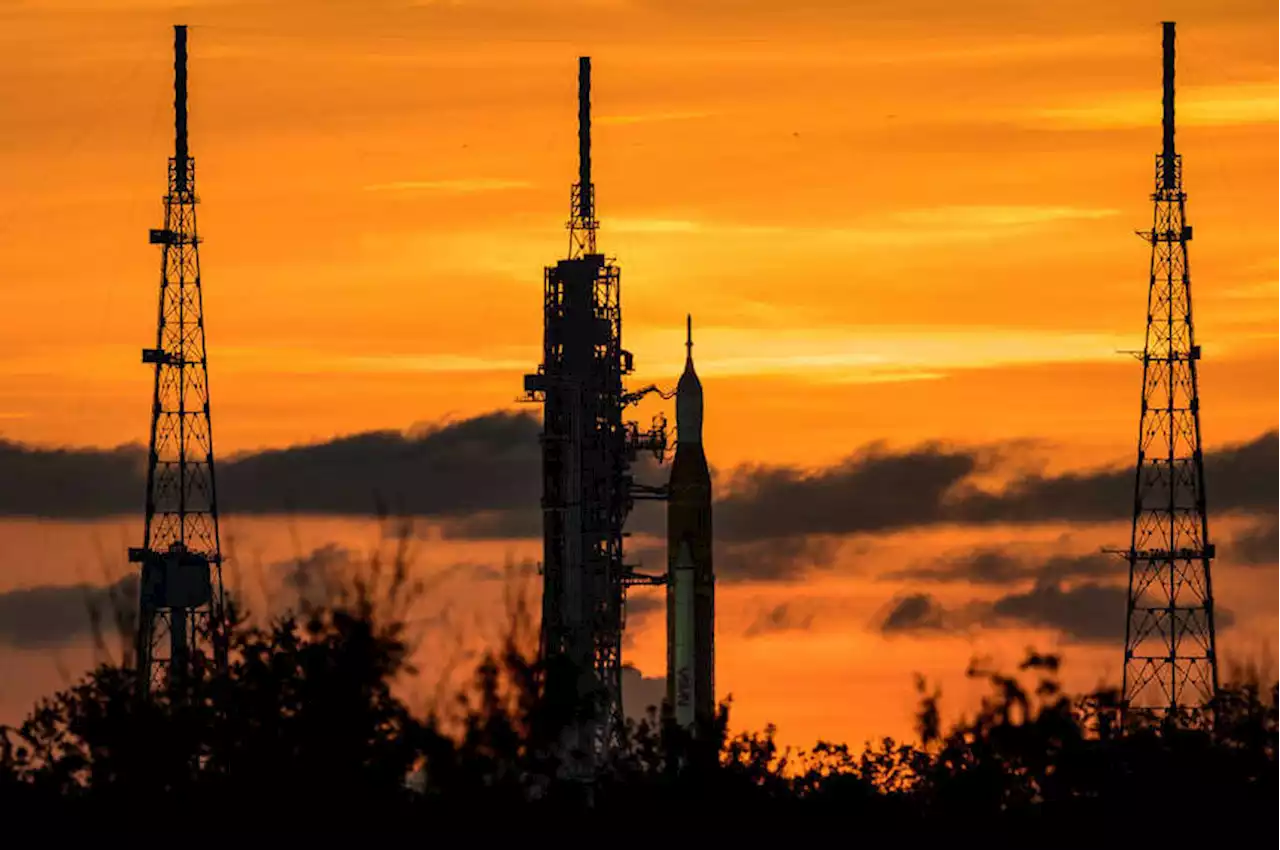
[522, 56, 668, 775]
[130, 24, 226, 693]
[1119, 21, 1219, 722]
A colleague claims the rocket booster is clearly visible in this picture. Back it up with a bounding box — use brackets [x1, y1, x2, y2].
[667, 316, 715, 730]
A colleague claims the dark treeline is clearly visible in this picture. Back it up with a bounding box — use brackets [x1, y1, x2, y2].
[1, 567, 1274, 840]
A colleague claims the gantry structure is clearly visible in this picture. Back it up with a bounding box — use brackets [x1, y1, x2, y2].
[522, 57, 668, 772]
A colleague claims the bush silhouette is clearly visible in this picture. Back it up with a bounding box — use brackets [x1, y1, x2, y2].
[1, 559, 1275, 837]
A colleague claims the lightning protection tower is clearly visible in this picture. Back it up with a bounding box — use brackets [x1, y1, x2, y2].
[522, 57, 668, 773]
[129, 25, 227, 693]
[1120, 21, 1218, 722]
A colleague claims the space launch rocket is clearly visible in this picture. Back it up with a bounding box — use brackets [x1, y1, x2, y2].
[667, 316, 715, 731]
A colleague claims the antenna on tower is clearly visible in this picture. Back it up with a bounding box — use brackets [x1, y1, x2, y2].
[578, 56, 592, 223]
[568, 56, 597, 257]
[174, 24, 189, 193]
[1161, 21, 1176, 190]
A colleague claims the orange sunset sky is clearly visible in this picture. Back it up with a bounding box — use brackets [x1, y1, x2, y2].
[0, 0, 1276, 748]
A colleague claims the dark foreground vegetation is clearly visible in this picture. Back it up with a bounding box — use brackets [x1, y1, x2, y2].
[1, 566, 1275, 840]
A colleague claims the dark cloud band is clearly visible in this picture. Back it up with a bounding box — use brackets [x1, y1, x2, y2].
[0, 411, 542, 519]
[0, 576, 136, 649]
[0, 415, 1272, 557]
[877, 582, 1237, 644]
[887, 548, 1119, 586]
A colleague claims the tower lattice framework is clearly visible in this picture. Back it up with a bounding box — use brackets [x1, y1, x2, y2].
[129, 24, 226, 692]
[1121, 21, 1218, 720]
[523, 56, 667, 770]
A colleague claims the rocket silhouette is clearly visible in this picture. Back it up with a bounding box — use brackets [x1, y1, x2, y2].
[667, 315, 715, 730]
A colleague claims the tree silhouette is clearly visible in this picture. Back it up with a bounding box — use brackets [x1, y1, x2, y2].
[1, 557, 1274, 837]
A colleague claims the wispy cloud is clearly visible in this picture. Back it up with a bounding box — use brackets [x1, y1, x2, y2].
[337, 354, 532, 373]
[597, 111, 712, 125]
[628, 326, 1144, 379]
[217, 347, 529, 375]
[362, 179, 534, 193]
[607, 218, 786, 235]
[815, 206, 1119, 248]
[1026, 83, 1278, 129]
[744, 602, 815, 638]
[605, 206, 1117, 246]
[889, 206, 1119, 227]
[608, 218, 704, 234]
[826, 370, 947, 386]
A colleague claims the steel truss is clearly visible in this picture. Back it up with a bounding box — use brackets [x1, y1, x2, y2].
[1120, 22, 1219, 723]
[130, 25, 227, 693]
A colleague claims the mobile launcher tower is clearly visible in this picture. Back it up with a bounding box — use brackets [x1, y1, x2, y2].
[522, 57, 669, 771]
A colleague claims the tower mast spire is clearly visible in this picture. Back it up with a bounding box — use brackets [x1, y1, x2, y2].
[569, 56, 597, 258]
[1119, 20, 1218, 723]
[174, 25, 189, 193]
[1161, 22, 1176, 191]
[131, 24, 226, 692]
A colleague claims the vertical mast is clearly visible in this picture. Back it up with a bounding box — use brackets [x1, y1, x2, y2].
[569, 56, 597, 258]
[174, 25, 189, 194]
[578, 56, 593, 224]
[1120, 21, 1218, 723]
[1161, 22, 1176, 191]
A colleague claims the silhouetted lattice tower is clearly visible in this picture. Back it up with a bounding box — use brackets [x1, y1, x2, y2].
[128, 25, 226, 692]
[1120, 21, 1219, 720]
[522, 57, 667, 771]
